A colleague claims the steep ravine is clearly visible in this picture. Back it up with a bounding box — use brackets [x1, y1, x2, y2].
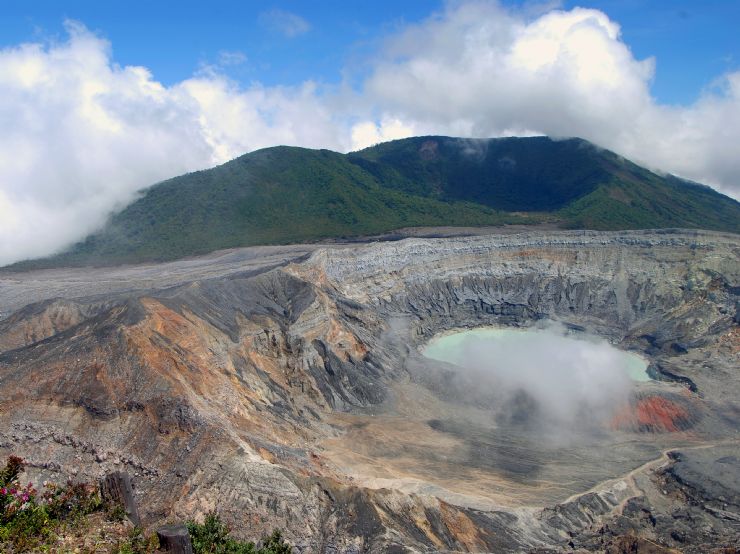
[0, 230, 738, 552]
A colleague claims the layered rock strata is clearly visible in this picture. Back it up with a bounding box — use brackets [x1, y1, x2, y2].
[0, 230, 738, 552]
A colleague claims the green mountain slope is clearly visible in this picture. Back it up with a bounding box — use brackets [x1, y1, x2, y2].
[349, 136, 740, 230]
[11, 136, 740, 268]
[348, 136, 612, 211]
[37, 146, 529, 267]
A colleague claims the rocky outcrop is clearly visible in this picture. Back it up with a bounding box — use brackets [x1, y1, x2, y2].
[0, 230, 738, 552]
[569, 446, 740, 553]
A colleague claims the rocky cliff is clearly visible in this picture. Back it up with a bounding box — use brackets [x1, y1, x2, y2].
[1, 230, 738, 552]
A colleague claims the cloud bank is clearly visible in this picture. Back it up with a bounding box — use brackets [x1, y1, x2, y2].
[1, 2, 739, 265]
[0, 22, 341, 265]
[358, 2, 740, 198]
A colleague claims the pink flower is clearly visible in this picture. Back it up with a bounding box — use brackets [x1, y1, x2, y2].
[1, 487, 6, 495]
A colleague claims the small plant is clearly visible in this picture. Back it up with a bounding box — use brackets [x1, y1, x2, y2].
[108, 502, 129, 523]
[0, 491, 54, 550]
[187, 511, 292, 554]
[259, 529, 292, 554]
[114, 526, 159, 554]
[188, 511, 232, 551]
[0, 455, 24, 487]
[0, 458, 53, 550]
[42, 479, 102, 521]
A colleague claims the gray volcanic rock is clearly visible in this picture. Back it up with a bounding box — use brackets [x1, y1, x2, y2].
[0, 229, 738, 552]
[569, 445, 740, 553]
[669, 448, 740, 508]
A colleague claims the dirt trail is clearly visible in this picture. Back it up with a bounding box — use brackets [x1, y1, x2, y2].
[563, 438, 740, 515]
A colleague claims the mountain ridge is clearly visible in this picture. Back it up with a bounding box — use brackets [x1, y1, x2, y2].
[9, 135, 740, 269]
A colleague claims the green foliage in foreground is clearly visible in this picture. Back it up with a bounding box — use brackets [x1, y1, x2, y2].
[1, 456, 293, 553]
[113, 527, 161, 554]
[0, 455, 103, 551]
[187, 512, 291, 554]
[9, 135, 740, 270]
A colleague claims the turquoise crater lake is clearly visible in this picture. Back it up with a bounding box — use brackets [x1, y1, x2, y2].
[422, 326, 651, 383]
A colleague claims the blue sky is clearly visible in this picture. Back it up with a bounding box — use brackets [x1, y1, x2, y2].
[563, 0, 740, 104]
[2, 0, 740, 264]
[2, 0, 738, 105]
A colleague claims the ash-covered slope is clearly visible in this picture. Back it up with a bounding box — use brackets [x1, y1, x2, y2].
[1, 230, 739, 552]
[13, 136, 740, 269]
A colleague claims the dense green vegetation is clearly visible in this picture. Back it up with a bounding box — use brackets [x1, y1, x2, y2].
[26, 145, 529, 268]
[351, 136, 740, 231]
[349, 136, 611, 211]
[11, 136, 740, 269]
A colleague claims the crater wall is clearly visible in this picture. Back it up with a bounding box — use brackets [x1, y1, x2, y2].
[0, 230, 738, 552]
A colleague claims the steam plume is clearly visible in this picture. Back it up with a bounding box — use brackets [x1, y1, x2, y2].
[424, 324, 636, 435]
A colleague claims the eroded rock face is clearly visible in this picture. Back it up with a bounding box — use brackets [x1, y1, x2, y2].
[0, 230, 738, 552]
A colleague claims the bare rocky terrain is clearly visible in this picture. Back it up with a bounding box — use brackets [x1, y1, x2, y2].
[1, 229, 738, 552]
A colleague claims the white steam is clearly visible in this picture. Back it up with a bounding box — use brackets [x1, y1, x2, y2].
[423, 325, 637, 431]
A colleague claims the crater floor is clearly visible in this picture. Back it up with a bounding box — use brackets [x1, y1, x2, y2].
[1, 229, 739, 552]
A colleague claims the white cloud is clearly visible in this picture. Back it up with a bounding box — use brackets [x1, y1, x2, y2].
[360, 2, 740, 198]
[350, 117, 417, 150]
[0, 21, 341, 266]
[259, 9, 311, 38]
[1, 4, 739, 266]
[175, 77, 342, 162]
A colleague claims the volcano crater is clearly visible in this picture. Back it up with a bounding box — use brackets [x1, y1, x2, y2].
[1, 230, 739, 552]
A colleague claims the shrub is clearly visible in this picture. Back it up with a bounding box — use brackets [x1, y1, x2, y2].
[259, 530, 292, 554]
[42, 479, 102, 521]
[0, 455, 103, 551]
[0, 455, 23, 488]
[0, 456, 292, 553]
[113, 526, 159, 554]
[187, 511, 291, 554]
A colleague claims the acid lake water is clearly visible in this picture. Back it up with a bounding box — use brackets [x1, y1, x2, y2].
[422, 326, 651, 382]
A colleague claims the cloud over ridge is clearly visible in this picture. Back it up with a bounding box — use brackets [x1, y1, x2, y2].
[358, 2, 740, 197]
[1, 3, 739, 265]
[0, 21, 341, 265]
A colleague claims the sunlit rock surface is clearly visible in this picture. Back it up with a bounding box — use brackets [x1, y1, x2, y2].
[1, 229, 738, 552]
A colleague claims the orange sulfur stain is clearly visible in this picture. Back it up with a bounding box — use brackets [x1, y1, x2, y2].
[612, 395, 693, 433]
